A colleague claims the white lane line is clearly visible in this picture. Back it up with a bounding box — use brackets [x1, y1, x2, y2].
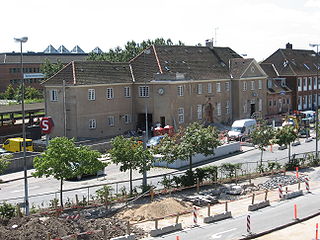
[10, 185, 41, 193]
[210, 228, 237, 239]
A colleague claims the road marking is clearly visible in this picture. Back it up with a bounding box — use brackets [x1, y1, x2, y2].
[11, 185, 41, 193]
[210, 228, 237, 239]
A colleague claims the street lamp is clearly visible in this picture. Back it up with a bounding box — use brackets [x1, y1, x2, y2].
[14, 36, 29, 216]
[310, 43, 320, 160]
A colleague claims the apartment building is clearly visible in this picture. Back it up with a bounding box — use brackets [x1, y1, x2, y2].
[262, 43, 320, 111]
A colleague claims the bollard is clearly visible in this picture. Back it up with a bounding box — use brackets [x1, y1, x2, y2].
[193, 206, 198, 226]
[225, 201, 228, 212]
[176, 214, 180, 224]
[296, 167, 299, 178]
[251, 193, 255, 205]
[247, 215, 251, 234]
[127, 220, 130, 235]
[150, 188, 154, 201]
[316, 223, 319, 240]
[155, 219, 159, 229]
[298, 181, 300, 190]
[47, 232, 51, 240]
[305, 177, 310, 192]
[102, 225, 107, 240]
[278, 184, 283, 199]
[196, 178, 200, 194]
[207, 204, 211, 217]
[75, 194, 79, 206]
[294, 204, 298, 220]
[249, 174, 251, 184]
[285, 187, 288, 194]
[264, 190, 268, 201]
[176, 236, 180, 240]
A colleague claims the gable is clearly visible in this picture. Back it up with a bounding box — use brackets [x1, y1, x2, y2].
[241, 61, 267, 79]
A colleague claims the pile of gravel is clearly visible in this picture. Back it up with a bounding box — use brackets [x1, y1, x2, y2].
[258, 175, 305, 190]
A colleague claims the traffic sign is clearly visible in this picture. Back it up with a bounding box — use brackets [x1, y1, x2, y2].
[40, 117, 54, 134]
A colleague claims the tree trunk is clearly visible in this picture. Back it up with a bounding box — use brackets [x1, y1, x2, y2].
[260, 150, 263, 167]
[288, 144, 291, 162]
[60, 178, 63, 208]
[189, 154, 193, 173]
[129, 168, 133, 196]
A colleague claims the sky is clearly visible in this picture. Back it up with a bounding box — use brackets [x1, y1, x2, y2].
[1, 0, 320, 61]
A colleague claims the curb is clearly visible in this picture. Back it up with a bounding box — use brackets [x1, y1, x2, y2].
[239, 211, 320, 240]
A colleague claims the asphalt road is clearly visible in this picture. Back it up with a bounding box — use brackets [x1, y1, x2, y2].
[0, 137, 317, 207]
[153, 188, 320, 240]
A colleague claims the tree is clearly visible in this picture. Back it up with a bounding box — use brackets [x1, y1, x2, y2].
[0, 155, 11, 175]
[4, 84, 16, 99]
[274, 125, 298, 161]
[40, 59, 64, 79]
[32, 137, 105, 207]
[25, 86, 43, 99]
[109, 136, 153, 195]
[250, 120, 275, 168]
[156, 122, 221, 174]
[87, 38, 184, 62]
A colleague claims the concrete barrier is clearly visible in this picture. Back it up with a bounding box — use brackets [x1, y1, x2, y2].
[110, 234, 136, 240]
[203, 211, 232, 223]
[248, 200, 270, 211]
[283, 190, 303, 200]
[149, 223, 182, 237]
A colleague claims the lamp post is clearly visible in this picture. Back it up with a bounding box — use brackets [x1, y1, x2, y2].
[310, 43, 320, 160]
[14, 36, 29, 216]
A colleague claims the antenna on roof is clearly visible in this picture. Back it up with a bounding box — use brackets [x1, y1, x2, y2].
[214, 27, 219, 46]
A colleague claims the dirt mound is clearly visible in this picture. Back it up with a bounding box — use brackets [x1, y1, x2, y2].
[0, 215, 145, 240]
[118, 198, 192, 222]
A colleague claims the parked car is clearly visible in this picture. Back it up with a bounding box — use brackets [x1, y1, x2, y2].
[146, 135, 164, 147]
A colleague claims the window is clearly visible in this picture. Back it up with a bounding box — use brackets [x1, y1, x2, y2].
[314, 77, 318, 90]
[124, 86, 131, 97]
[297, 77, 302, 91]
[226, 101, 230, 114]
[268, 79, 273, 89]
[303, 96, 308, 109]
[309, 95, 312, 108]
[217, 102, 221, 116]
[269, 100, 272, 107]
[197, 104, 202, 120]
[178, 108, 184, 124]
[259, 99, 262, 111]
[250, 81, 255, 90]
[124, 114, 131, 124]
[139, 86, 149, 97]
[225, 82, 230, 91]
[89, 119, 96, 129]
[314, 94, 317, 107]
[274, 100, 277, 106]
[243, 103, 247, 113]
[287, 98, 290, 105]
[107, 116, 115, 126]
[207, 83, 212, 94]
[50, 89, 58, 102]
[197, 84, 203, 94]
[88, 89, 95, 101]
[106, 88, 114, 99]
[303, 77, 308, 91]
[281, 79, 286, 87]
[309, 77, 313, 90]
[177, 85, 184, 96]
[216, 82, 221, 93]
[258, 80, 262, 89]
[243, 81, 247, 91]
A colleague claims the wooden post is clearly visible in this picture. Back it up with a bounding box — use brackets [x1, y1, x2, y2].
[298, 181, 301, 190]
[75, 194, 79, 206]
[249, 174, 251, 184]
[264, 190, 268, 201]
[102, 225, 107, 240]
[207, 204, 211, 217]
[196, 178, 200, 194]
[127, 220, 130, 235]
[47, 232, 51, 240]
[150, 188, 154, 202]
[176, 214, 179, 224]
[285, 187, 288, 194]
[155, 219, 158, 229]
[16, 204, 22, 218]
[251, 193, 255, 205]
[225, 201, 228, 212]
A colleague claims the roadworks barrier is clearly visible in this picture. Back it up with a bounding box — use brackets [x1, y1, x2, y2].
[149, 223, 182, 237]
[203, 211, 232, 223]
[110, 234, 136, 240]
[282, 190, 303, 200]
[248, 200, 270, 211]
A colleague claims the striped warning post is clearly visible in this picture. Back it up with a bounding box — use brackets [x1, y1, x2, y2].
[305, 177, 310, 192]
[247, 215, 251, 234]
[193, 206, 198, 226]
[278, 184, 283, 199]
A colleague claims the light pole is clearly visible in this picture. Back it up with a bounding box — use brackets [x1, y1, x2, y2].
[14, 36, 29, 215]
[310, 43, 320, 160]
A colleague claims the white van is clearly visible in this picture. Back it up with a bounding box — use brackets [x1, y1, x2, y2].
[227, 119, 257, 141]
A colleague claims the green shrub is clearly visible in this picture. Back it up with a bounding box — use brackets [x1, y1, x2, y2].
[0, 202, 15, 220]
[96, 185, 113, 202]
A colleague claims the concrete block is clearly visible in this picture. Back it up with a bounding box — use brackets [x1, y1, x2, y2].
[278, 145, 287, 150]
[149, 223, 182, 237]
[248, 200, 270, 211]
[283, 190, 303, 200]
[292, 140, 301, 146]
[110, 234, 136, 240]
[305, 137, 313, 143]
[203, 211, 232, 223]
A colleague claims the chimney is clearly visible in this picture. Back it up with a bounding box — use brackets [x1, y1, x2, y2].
[206, 39, 214, 49]
[286, 43, 293, 49]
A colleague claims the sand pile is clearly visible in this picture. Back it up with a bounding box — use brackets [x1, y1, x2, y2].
[118, 198, 192, 222]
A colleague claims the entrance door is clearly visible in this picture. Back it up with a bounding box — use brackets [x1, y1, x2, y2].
[137, 113, 153, 132]
[250, 104, 255, 117]
[160, 116, 166, 127]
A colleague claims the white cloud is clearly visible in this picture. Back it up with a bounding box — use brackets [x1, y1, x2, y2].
[305, 0, 320, 8]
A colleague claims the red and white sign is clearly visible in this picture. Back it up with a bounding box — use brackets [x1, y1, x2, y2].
[40, 117, 54, 134]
